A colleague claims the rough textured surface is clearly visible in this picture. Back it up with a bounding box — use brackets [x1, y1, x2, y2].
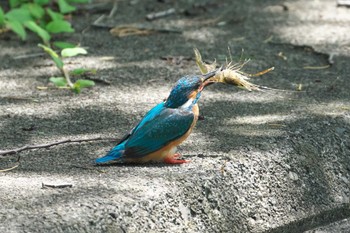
[1, 0, 350, 232]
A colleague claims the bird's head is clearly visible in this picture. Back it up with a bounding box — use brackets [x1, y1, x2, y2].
[165, 70, 217, 108]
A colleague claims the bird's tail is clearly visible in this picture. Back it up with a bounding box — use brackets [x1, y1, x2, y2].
[95, 144, 124, 164]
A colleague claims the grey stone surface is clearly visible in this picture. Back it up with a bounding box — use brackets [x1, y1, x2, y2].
[305, 218, 350, 233]
[1, 0, 350, 232]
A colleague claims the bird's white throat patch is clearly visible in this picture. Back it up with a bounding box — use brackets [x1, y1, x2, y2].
[180, 98, 194, 109]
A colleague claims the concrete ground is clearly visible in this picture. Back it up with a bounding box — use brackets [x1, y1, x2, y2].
[1, 0, 350, 232]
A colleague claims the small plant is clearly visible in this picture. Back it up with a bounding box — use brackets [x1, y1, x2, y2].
[0, 0, 89, 43]
[38, 44, 95, 93]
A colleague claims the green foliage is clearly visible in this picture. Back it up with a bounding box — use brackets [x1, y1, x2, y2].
[24, 21, 50, 42]
[71, 68, 96, 76]
[53, 41, 76, 49]
[61, 47, 87, 57]
[38, 44, 63, 68]
[34, 0, 50, 5]
[6, 20, 26, 40]
[0, 0, 88, 43]
[39, 44, 94, 94]
[9, 0, 21, 8]
[5, 8, 32, 22]
[49, 77, 67, 87]
[46, 20, 74, 33]
[46, 8, 64, 21]
[73, 79, 95, 93]
[1, 0, 93, 94]
[57, 0, 76, 14]
[22, 3, 45, 19]
[0, 8, 4, 26]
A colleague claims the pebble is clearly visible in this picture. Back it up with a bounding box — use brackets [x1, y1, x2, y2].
[289, 171, 299, 181]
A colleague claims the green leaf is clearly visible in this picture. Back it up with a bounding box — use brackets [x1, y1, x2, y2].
[71, 68, 88, 75]
[38, 44, 64, 69]
[24, 21, 50, 42]
[73, 79, 95, 93]
[47, 9, 64, 21]
[53, 41, 76, 49]
[58, 0, 76, 14]
[5, 8, 32, 23]
[6, 20, 26, 40]
[9, 0, 21, 8]
[72, 85, 81, 93]
[46, 20, 74, 33]
[0, 7, 5, 26]
[34, 0, 50, 6]
[75, 79, 95, 88]
[49, 77, 67, 87]
[71, 68, 96, 75]
[21, 3, 45, 19]
[61, 47, 87, 57]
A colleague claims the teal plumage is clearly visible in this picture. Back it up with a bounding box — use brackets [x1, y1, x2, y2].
[95, 71, 216, 164]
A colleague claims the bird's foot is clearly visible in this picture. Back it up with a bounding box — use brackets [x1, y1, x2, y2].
[164, 153, 190, 164]
[172, 153, 182, 159]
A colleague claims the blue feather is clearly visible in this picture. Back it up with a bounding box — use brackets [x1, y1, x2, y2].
[95, 103, 165, 163]
[95, 142, 125, 163]
[165, 75, 201, 108]
[95, 75, 202, 163]
[134, 102, 165, 131]
[124, 107, 194, 159]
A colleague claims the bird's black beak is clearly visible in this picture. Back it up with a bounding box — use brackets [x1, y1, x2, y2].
[199, 67, 223, 91]
[203, 70, 217, 81]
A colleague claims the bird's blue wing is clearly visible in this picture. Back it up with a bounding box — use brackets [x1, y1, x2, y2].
[117, 102, 166, 144]
[124, 108, 194, 159]
[95, 102, 165, 164]
[95, 142, 125, 163]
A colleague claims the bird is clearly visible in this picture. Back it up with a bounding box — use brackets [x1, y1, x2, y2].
[95, 70, 218, 164]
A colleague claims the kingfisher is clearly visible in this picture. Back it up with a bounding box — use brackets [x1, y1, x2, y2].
[95, 70, 218, 164]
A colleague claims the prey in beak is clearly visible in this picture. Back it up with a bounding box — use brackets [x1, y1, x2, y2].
[199, 67, 223, 91]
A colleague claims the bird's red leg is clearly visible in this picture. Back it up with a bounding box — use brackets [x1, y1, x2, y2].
[164, 153, 190, 164]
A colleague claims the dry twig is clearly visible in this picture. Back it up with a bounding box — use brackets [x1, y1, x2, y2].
[42, 183, 73, 189]
[303, 65, 330, 70]
[0, 163, 20, 172]
[0, 137, 118, 157]
[146, 8, 176, 20]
